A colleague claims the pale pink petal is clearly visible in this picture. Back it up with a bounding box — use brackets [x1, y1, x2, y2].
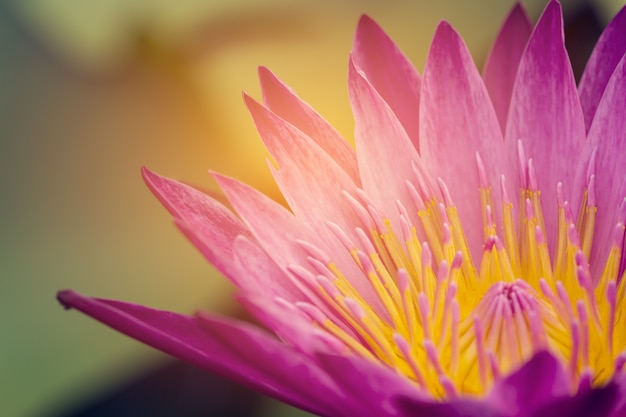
[244, 94, 381, 308]
[214, 174, 371, 315]
[233, 246, 363, 346]
[353, 15, 422, 151]
[230, 235, 306, 302]
[578, 5, 626, 132]
[504, 1, 586, 250]
[142, 167, 251, 280]
[258, 67, 360, 183]
[239, 295, 347, 356]
[575, 54, 626, 280]
[419, 21, 508, 261]
[483, 2, 533, 133]
[213, 172, 314, 273]
[348, 57, 429, 233]
[57, 290, 344, 416]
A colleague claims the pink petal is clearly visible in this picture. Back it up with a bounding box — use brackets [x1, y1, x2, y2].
[419, 21, 508, 261]
[482, 2, 533, 133]
[142, 167, 251, 280]
[352, 15, 422, 151]
[244, 94, 381, 308]
[258, 67, 360, 183]
[578, 5, 626, 132]
[348, 57, 429, 233]
[504, 1, 586, 250]
[244, 93, 356, 232]
[232, 244, 363, 349]
[213, 172, 314, 273]
[214, 175, 368, 319]
[575, 54, 626, 280]
[230, 235, 306, 302]
[239, 295, 347, 356]
[57, 290, 345, 417]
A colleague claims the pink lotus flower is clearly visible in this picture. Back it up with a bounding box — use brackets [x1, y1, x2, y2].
[58, 1, 626, 416]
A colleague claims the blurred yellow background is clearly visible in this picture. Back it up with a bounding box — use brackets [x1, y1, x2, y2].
[1, 0, 622, 416]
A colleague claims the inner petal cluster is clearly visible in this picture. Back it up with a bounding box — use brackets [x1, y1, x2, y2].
[291, 144, 626, 398]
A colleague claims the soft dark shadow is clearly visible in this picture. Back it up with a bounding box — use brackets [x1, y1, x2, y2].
[44, 360, 263, 417]
[564, 2, 603, 82]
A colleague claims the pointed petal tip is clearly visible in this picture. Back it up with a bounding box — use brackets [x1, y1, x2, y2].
[141, 166, 173, 198]
[435, 19, 455, 33]
[57, 289, 79, 310]
[257, 65, 270, 77]
[511, 1, 525, 12]
[544, 0, 562, 18]
[347, 54, 368, 87]
[347, 53, 359, 74]
[431, 20, 462, 48]
[140, 165, 156, 183]
[508, 2, 532, 27]
[257, 66, 277, 90]
[357, 13, 374, 25]
[211, 170, 236, 192]
[530, 0, 562, 33]
[242, 91, 259, 111]
[355, 14, 380, 36]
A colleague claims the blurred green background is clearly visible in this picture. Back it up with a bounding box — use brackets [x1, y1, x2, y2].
[1, 0, 622, 416]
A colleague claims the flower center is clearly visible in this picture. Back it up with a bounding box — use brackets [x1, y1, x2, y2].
[469, 280, 560, 389]
[291, 144, 626, 398]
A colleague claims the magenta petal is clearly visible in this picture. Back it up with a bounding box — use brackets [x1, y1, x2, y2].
[614, 372, 626, 417]
[353, 15, 422, 151]
[504, 1, 585, 249]
[483, 3, 533, 133]
[57, 290, 343, 417]
[194, 313, 348, 417]
[239, 295, 347, 357]
[530, 384, 618, 417]
[394, 396, 500, 417]
[488, 350, 570, 416]
[419, 21, 508, 261]
[315, 352, 429, 416]
[258, 67, 360, 183]
[578, 5, 626, 132]
[142, 167, 252, 280]
[575, 53, 626, 279]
